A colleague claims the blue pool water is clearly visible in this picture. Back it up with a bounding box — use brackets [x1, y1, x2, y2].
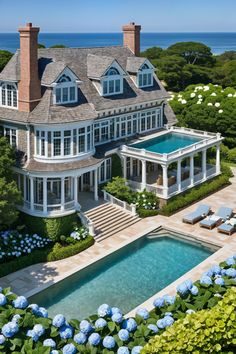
[131, 133, 203, 154]
[30, 235, 213, 319]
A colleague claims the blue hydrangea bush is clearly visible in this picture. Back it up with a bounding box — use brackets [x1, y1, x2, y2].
[0, 230, 51, 263]
[0, 255, 235, 353]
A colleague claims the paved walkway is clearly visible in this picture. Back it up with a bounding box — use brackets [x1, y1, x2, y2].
[1, 170, 236, 313]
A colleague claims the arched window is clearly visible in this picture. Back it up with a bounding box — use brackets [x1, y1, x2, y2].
[105, 67, 120, 76]
[54, 73, 77, 105]
[102, 67, 123, 96]
[138, 63, 153, 88]
[0, 82, 18, 108]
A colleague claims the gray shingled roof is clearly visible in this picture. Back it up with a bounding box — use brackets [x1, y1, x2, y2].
[87, 54, 115, 78]
[0, 46, 171, 125]
[126, 57, 146, 73]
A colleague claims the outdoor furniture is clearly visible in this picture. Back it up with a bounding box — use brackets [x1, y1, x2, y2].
[182, 204, 211, 224]
[217, 217, 236, 236]
[199, 207, 233, 230]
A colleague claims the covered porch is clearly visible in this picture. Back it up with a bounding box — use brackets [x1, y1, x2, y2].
[121, 128, 222, 199]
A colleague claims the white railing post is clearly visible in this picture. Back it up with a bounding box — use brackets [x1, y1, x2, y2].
[88, 221, 96, 237]
[130, 203, 137, 216]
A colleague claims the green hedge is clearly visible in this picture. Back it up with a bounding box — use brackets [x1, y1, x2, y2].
[138, 208, 159, 218]
[20, 212, 79, 242]
[161, 166, 232, 216]
[142, 287, 236, 354]
[0, 236, 94, 278]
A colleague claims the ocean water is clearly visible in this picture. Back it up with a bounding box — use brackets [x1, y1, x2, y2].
[131, 133, 203, 154]
[29, 235, 212, 320]
[0, 32, 236, 54]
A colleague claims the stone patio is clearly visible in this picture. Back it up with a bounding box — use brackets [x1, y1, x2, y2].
[1, 169, 236, 315]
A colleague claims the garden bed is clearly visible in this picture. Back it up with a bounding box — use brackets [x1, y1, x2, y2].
[0, 256, 235, 353]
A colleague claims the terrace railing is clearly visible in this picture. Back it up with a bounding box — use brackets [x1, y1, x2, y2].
[127, 180, 164, 197]
[103, 190, 137, 216]
[121, 127, 222, 163]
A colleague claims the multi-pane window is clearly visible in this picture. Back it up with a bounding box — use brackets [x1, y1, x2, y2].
[0, 83, 18, 108]
[4, 127, 17, 148]
[54, 73, 77, 104]
[137, 63, 153, 88]
[35, 126, 93, 158]
[102, 67, 122, 96]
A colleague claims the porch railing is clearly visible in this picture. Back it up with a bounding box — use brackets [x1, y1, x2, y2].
[127, 180, 164, 197]
[103, 190, 137, 216]
[79, 212, 96, 237]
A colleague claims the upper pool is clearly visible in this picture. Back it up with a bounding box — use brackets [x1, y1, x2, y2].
[131, 133, 203, 154]
[30, 234, 213, 320]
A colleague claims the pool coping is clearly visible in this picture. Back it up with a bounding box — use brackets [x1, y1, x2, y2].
[25, 224, 224, 309]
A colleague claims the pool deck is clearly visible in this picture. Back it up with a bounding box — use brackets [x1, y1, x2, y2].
[1, 169, 236, 314]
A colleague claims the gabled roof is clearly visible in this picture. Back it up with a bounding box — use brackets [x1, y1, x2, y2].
[87, 54, 115, 79]
[0, 46, 171, 125]
[126, 57, 153, 73]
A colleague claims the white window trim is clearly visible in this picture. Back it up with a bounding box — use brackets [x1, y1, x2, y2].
[101, 75, 123, 97]
[137, 68, 154, 88]
[3, 125, 18, 148]
[53, 81, 78, 105]
[99, 158, 112, 183]
[0, 82, 18, 109]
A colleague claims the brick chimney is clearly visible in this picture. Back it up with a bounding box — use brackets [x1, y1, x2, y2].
[122, 22, 141, 56]
[18, 23, 41, 112]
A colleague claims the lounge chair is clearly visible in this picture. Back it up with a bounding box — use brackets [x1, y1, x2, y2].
[217, 217, 236, 236]
[182, 204, 211, 224]
[199, 207, 233, 230]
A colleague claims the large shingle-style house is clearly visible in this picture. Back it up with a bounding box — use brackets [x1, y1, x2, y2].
[0, 22, 222, 218]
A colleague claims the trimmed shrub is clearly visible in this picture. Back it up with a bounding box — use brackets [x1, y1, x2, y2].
[111, 153, 123, 177]
[0, 236, 94, 277]
[142, 287, 236, 354]
[104, 176, 134, 203]
[138, 209, 159, 218]
[20, 212, 79, 242]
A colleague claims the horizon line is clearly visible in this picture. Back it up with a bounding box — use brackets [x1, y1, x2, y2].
[1, 31, 236, 34]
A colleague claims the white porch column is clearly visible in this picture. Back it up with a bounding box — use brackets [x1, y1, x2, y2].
[162, 164, 168, 198]
[202, 149, 207, 180]
[94, 168, 99, 201]
[130, 157, 133, 178]
[90, 171, 93, 190]
[61, 177, 65, 211]
[30, 176, 34, 211]
[23, 175, 27, 201]
[177, 160, 182, 192]
[216, 144, 221, 174]
[43, 177, 47, 214]
[123, 156, 127, 180]
[141, 159, 147, 191]
[74, 176, 78, 208]
[190, 155, 194, 186]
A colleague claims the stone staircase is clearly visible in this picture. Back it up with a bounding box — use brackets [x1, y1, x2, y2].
[84, 203, 140, 241]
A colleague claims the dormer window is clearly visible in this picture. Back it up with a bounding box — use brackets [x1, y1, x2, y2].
[137, 63, 153, 88]
[102, 67, 123, 96]
[53, 72, 78, 105]
[0, 82, 18, 109]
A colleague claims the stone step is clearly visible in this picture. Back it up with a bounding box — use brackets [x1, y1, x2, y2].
[91, 208, 128, 225]
[85, 203, 114, 218]
[95, 213, 135, 233]
[95, 217, 140, 241]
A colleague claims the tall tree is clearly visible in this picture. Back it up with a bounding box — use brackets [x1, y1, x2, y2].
[166, 42, 214, 66]
[0, 137, 22, 230]
[0, 50, 13, 72]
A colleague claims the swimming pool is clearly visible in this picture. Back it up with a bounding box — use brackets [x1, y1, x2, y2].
[30, 234, 213, 319]
[131, 133, 203, 154]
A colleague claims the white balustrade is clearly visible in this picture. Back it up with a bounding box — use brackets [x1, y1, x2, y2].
[79, 212, 96, 237]
[103, 190, 137, 216]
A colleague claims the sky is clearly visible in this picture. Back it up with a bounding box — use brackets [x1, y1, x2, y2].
[0, 0, 236, 33]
